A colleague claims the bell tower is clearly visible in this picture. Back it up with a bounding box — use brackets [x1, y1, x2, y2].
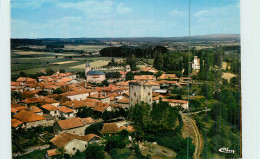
[85, 61, 91, 79]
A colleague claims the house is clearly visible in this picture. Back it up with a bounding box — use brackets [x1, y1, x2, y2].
[107, 92, 123, 104]
[61, 89, 97, 101]
[134, 75, 156, 82]
[162, 99, 189, 110]
[116, 98, 129, 108]
[54, 117, 95, 136]
[100, 123, 120, 137]
[50, 132, 101, 155]
[59, 106, 74, 119]
[191, 56, 200, 72]
[13, 110, 47, 128]
[93, 102, 112, 113]
[180, 77, 192, 83]
[11, 118, 24, 129]
[88, 93, 110, 104]
[22, 98, 43, 106]
[157, 74, 179, 81]
[29, 106, 43, 116]
[46, 149, 61, 159]
[62, 100, 88, 114]
[144, 81, 160, 91]
[41, 104, 59, 118]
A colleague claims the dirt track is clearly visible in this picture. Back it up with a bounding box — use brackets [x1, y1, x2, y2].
[182, 115, 203, 159]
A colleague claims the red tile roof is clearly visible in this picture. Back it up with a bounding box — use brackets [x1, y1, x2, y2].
[134, 75, 155, 80]
[30, 106, 43, 113]
[47, 149, 61, 157]
[11, 118, 24, 128]
[100, 123, 119, 134]
[59, 106, 74, 113]
[117, 98, 129, 104]
[162, 99, 188, 104]
[56, 117, 95, 130]
[13, 110, 46, 122]
[50, 132, 89, 149]
[41, 104, 58, 111]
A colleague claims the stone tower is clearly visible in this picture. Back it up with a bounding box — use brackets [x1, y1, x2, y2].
[125, 65, 131, 72]
[85, 61, 91, 79]
[129, 82, 152, 107]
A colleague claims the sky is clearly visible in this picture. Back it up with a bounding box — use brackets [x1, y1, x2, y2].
[11, 0, 240, 38]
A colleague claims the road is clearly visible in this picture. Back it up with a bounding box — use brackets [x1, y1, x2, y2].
[182, 114, 203, 159]
[181, 109, 210, 115]
[12, 144, 49, 157]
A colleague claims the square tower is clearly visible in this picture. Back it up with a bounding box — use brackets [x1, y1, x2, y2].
[129, 82, 153, 107]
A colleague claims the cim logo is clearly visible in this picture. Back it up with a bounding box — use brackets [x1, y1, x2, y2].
[219, 147, 235, 154]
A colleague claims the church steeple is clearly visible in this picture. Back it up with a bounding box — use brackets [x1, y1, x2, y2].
[85, 61, 91, 79]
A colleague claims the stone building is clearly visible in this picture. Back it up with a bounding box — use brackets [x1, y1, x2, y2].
[85, 61, 106, 83]
[129, 82, 153, 107]
[191, 56, 200, 72]
[50, 132, 101, 155]
[125, 65, 131, 72]
[41, 104, 59, 118]
[13, 110, 48, 129]
[53, 117, 95, 136]
[162, 99, 189, 110]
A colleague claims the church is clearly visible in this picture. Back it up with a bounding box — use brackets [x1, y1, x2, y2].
[85, 61, 106, 83]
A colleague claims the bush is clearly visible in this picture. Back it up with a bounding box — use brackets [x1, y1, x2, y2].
[85, 123, 104, 136]
[85, 143, 106, 159]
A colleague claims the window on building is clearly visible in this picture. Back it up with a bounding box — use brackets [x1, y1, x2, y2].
[148, 92, 150, 95]
[73, 148, 76, 151]
[134, 92, 136, 96]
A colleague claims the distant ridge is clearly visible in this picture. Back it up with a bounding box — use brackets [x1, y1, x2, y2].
[12, 34, 240, 42]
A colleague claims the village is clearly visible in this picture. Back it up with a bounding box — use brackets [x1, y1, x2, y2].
[10, 56, 200, 158]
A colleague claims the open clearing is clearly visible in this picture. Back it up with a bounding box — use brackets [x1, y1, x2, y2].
[222, 62, 231, 70]
[222, 72, 236, 81]
[64, 44, 108, 51]
[13, 51, 79, 56]
[70, 59, 124, 69]
[53, 61, 78, 65]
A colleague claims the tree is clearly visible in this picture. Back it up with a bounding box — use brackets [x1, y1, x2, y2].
[155, 70, 163, 78]
[126, 55, 137, 71]
[129, 100, 179, 134]
[53, 88, 63, 94]
[77, 107, 93, 118]
[19, 71, 26, 76]
[126, 71, 134, 81]
[85, 123, 104, 136]
[46, 68, 55, 76]
[104, 136, 127, 152]
[59, 69, 65, 73]
[101, 110, 112, 121]
[101, 79, 109, 87]
[153, 52, 164, 70]
[230, 76, 240, 86]
[200, 83, 212, 99]
[85, 143, 106, 159]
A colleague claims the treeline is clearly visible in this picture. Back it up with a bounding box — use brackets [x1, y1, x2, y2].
[100, 45, 168, 58]
[153, 52, 191, 76]
[13, 46, 85, 54]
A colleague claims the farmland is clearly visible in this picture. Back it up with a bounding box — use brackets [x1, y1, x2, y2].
[11, 44, 125, 75]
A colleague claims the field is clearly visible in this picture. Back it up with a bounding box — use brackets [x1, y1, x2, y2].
[64, 44, 108, 51]
[222, 72, 236, 81]
[11, 45, 126, 75]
